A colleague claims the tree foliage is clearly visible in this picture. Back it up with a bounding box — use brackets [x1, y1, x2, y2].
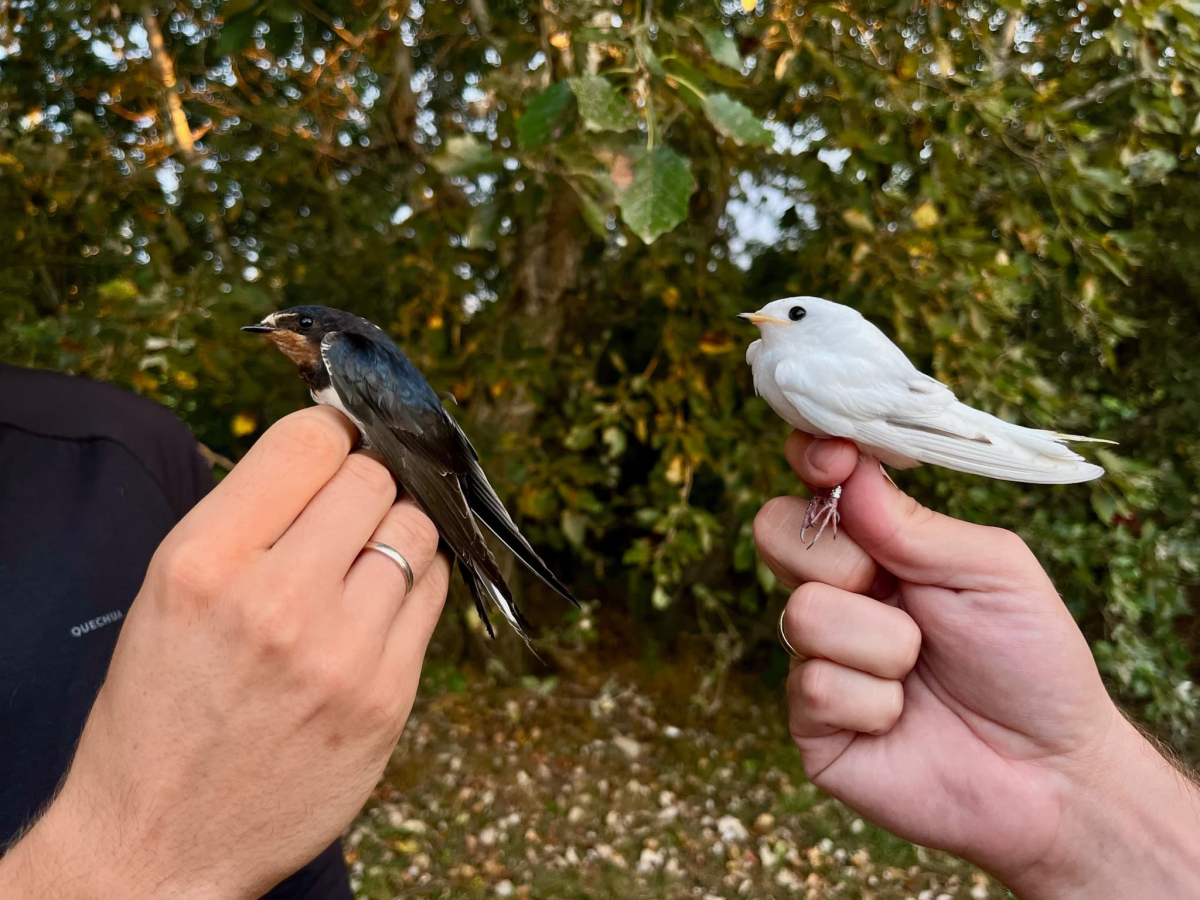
[2, 0, 1197, 752]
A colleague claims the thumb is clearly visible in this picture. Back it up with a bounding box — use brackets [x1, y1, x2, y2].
[837, 461, 1045, 592]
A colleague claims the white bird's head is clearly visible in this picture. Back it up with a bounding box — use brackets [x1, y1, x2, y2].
[739, 296, 863, 350]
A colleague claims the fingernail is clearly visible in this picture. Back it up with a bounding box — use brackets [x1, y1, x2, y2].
[878, 462, 898, 489]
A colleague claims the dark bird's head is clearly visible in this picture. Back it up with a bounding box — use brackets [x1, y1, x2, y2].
[243, 305, 382, 380]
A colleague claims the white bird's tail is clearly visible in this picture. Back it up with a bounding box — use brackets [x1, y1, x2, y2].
[878, 404, 1110, 484]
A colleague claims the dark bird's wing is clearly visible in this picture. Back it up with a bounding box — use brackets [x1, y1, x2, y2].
[447, 419, 578, 607]
[321, 332, 565, 637]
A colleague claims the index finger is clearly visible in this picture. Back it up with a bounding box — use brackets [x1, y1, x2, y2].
[177, 406, 358, 553]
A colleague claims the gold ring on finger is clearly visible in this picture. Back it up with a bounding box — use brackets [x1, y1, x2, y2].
[778, 608, 803, 660]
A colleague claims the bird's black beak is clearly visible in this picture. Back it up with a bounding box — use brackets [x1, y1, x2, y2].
[241, 324, 274, 334]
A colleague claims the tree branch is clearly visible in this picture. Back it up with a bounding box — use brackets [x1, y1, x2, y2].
[1057, 72, 1140, 114]
[990, 9, 1021, 78]
[143, 5, 195, 162]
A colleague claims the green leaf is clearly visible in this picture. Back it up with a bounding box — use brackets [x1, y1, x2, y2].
[464, 201, 498, 249]
[700, 93, 772, 146]
[1125, 149, 1178, 185]
[755, 557, 778, 594]
[651, 584, 672, 610]
[574, 188, 610, 238]
[695, 22, 742, 71]
[622, 538, 652, 565]
[262, 6, 299, 58]
[214, 11, 258, 57]
[223, 0, 260, 17]
[518, 81, 576, 151]
[563, 424, 595, 450]
[616, 147, 696, 244]
[634, 32, 666, 78]
[98, 277, 139, 304]
[841, 207, 875, 233]
[568, 75, 638, 132]
[602, 425, 627, 457]
[561, 510, 588, 548]
[911, 200, 940, 230]
[431, 135, 499, 176]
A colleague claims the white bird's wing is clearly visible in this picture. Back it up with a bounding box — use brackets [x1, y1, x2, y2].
[773, 330, 1104, 483]
[772, 332, 957, 438]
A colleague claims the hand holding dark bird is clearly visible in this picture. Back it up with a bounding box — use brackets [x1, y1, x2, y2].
[244, 306, 577, 638]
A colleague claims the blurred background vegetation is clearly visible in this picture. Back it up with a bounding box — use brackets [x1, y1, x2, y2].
[2, 0, 1198, 763]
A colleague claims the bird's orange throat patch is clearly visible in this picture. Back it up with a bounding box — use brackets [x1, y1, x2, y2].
[267, 330, 322, 375]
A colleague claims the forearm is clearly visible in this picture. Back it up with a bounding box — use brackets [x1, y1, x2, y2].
[1007, 714, 1200, 900]
[0, 789, 218, 900]
[0, 802, 103, 898]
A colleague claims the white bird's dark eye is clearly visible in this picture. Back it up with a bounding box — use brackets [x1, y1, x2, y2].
[788, 305, 806, 322]
[297, 315, 314, 330]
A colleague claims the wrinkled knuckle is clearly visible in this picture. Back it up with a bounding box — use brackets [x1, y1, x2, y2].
[789, 719, 809, 750]
[875, 683, 905, 734]
[360, 684, 403, 732]
[896, 618, 923, 675]
[343, 453, 396, 498]
[845, 552, 877, 594]
[242, 596, 303, 654]
[993, 527, 1032, 560]
[753, 498, 792, 550]
[404, 511, 440, 563]
[907, 499, 938, 531]
[274, 412, 347, 467]
[413, 510, 440, 552]
[788, 583, 824, 635]
[305, 646, 361, 700]
[158, 541, 219, 601]
[797, 662, 832, 714]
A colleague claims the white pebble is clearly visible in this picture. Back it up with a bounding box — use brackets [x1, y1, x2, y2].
[637, 847, 664, 873]
[613, 735, 643, 759]
[775, 868, 802, 892]
[717, 815, 750, 843]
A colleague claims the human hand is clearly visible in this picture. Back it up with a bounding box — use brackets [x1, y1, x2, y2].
[0, 407, 449, 900]
[755, 431, 1200, 899]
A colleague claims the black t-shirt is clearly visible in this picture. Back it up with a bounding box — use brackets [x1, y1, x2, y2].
[0, 364, 351, 900]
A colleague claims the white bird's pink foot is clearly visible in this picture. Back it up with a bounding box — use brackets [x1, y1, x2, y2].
[800, 485, 842, 548]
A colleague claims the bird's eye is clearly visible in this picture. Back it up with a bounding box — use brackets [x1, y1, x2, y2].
[297, 315, 314, 331]
[788, 305, 806, 322]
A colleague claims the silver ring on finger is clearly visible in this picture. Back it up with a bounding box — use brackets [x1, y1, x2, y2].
[363, 541, 415, 595]
[778, 608, 804, 660]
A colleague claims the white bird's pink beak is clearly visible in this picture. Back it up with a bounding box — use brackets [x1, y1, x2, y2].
[738, 312, 790, 326]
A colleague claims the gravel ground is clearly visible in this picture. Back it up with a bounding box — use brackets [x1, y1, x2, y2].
[347, 663, 1011, 900]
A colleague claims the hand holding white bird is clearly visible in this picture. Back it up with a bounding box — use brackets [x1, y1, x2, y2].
[741, 297, 1110, 545]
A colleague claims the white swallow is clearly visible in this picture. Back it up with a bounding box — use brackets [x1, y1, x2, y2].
[742, 296, 1110, 544]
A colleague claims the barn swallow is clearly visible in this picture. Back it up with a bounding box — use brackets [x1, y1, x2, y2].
[243, 305, 576, 638]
